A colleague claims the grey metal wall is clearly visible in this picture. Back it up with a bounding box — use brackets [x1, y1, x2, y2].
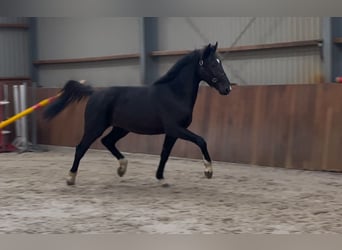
[157, 17, 323, 84]
[36, 17, 141, 87]
[0, 17, 324, 86]
[0, 17, 30, 78]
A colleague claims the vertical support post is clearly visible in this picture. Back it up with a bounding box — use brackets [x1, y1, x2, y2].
[0, 85, 15, 152]
[31, 81, 38, 145]
[322, 17, 342, 82]
[29, 17, 39, 84]
[140, 17, 159, 85]
[13, 85, 21, 138]
[331, 17, 342, 82]
[322, 17, 333, 82]
[20, 83, 28, 150]
[29, 17, 39, 147]
[0, 85, 3, 150]
[4, 84, 9, 119]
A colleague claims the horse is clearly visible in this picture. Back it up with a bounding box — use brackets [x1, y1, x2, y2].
[44, 42, 232, 185]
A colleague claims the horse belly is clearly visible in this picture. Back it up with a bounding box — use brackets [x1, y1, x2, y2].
[113, 105, 164, 135]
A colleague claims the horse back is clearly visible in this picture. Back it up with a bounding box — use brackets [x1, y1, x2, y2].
[102, 86, 164, 134]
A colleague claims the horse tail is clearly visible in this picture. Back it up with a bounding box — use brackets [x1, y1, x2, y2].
[43, 80, 94, 120]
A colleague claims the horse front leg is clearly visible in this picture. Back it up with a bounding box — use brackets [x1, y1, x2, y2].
[156, 135, 177, 180]
[165, 126, 213, 179]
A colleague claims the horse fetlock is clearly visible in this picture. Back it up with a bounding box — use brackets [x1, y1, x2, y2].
[156, 172, 164, 180]
[66, 172, 77, 185]
[203, 159, 213, 179]
[117, 158, 128, 177]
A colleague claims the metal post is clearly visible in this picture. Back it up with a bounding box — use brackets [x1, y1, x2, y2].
[3, 84, 9, 119]
[322, 17, 332, 82]
[140, 17, 159, 85]
[19, 83, 28, 150]
[13, 85, 21, 138]
[31, 81, 37, 146]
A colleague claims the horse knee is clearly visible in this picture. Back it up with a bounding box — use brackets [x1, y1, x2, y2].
[101, 136, 110, 147]
[196, 137, 207, 150]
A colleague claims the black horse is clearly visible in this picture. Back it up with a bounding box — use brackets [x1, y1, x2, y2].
[44, 42, 231, 185]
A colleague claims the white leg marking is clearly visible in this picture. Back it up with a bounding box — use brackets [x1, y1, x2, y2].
[203, 158, 213, 179]
[66, 172, 77, 185]
[117, 158, 128, 177]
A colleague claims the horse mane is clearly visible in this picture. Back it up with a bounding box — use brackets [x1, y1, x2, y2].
[153, 50, 201, 85]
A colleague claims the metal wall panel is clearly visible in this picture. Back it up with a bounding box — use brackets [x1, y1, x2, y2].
[34, 17, 323, 86]
[38, 60, 141, 88]
[157, 17, 322, 85]
[158, 17, 321, 49]
[223, 47, 322, 84]
[0, 18, 30, 78]
[36, 17, 141, 87]
[0, 17, 28, 24]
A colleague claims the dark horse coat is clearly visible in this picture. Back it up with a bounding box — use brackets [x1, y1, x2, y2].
[44, 43, 231, 185]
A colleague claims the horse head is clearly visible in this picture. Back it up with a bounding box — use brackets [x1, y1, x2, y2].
[198, 42, 232, 95]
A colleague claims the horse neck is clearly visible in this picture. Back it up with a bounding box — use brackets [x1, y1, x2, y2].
[169, 62, 201, 109]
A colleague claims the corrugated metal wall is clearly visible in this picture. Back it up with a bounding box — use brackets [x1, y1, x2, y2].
[0, 17, 30, 78]
[157, 17, 323, 84]
[222, 47, 322, 84]
[157, 17, 321, 50]
[36, 17, 141, 87]
[0, 17, 324, 86]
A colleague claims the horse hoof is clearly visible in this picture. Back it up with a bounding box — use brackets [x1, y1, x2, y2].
[162, 183, 170, 188]
[117, 167, 126, 177]
[158, 179, 170, 187]
[66, 179, 75, 186]
[117, 159, 128, 177]
[204, 171, 213, 179]
[66, 172, 77, 185]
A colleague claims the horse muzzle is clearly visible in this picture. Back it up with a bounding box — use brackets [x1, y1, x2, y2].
[218, 84, 231, 95]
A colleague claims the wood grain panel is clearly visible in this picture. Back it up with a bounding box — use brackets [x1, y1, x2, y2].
[35, 84, 342, 172]
[0, 24, 29, 29]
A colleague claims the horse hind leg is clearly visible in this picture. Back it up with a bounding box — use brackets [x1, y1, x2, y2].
[67, 124, 107, 185]
[101, 127, 129, 177]
[67, 131, 104, 185]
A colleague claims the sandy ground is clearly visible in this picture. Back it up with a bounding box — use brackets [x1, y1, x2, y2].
[1, 146, 342, 234]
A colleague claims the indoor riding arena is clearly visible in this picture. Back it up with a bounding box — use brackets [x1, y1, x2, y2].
[1, 17, 342, 234]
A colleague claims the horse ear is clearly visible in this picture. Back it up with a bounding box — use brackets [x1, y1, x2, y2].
[202, 43, 212, 59]
[213, 42, 218, 51]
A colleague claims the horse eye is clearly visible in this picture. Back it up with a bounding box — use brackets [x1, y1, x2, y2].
[216, 58, 221, 64]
